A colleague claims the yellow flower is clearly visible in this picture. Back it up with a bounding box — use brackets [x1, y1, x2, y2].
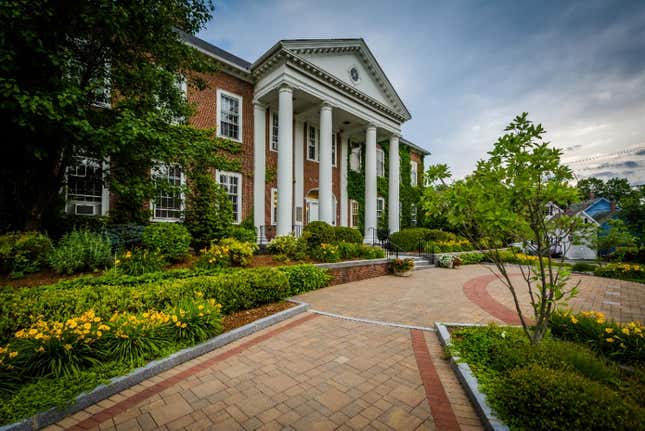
[622, 328, 630, 335]
[181, 323, 187, 328]
[9, 351, 18, 358]
[172, 315, 178, 322]
[605, 327, 614, 334]
[125, 251, 132, 258]
[64, 344, 72, 351]
[620, 343, 626, 349]
[96, 331, 102, 337]
[605, 337, 615, 343]
[115, 259, 121, 265]
[570, 316, 578, 324]
[36, 346, 45, 353]
[597, 318, 605, 324]
[175, 321, 182, 327]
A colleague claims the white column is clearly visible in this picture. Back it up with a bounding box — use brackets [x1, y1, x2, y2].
[276, 85, 293, 236]
[364, 124, 377, 243]
[253, 102, 266, 243]
[318, 102, 333, 224]
[388, 134, 400, 234]
[293, 120, 304, 228]
[339, 133, 349, 227]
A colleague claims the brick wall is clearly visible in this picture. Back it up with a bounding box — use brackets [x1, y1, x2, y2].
[410, 150, 423, 187]
[327, 262, 390, 286]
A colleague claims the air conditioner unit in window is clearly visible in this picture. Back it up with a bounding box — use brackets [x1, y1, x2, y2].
[74, 202, 101, 216]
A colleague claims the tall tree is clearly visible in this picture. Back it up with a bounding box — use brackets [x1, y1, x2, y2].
[0, 0, 236, 231]
[576, 177, 605, 200]
[424, 113, 587, 345]
[603, 177, 632, 204]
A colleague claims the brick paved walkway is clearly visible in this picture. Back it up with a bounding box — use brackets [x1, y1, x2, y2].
[47, 265, 642, 431]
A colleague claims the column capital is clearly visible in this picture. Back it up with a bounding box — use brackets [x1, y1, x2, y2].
[253, 101, 266, 110]
[320, 101, 332, 110]
[366, 123, 377, 132]
[278, 84, 293, 94]
[390, 132, 401, 139]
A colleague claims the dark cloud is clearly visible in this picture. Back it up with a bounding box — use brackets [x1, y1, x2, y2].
[637, 149, 645, 156]
[594, 160, 641, 170]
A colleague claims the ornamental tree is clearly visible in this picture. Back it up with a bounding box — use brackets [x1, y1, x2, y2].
[0, 0, 239, 230]
[423, 113, 588, 345]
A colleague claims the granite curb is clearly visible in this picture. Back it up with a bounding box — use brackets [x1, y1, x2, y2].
[0, 302, 310, 431]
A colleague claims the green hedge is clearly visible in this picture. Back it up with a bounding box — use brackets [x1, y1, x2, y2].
[389, 228, 459, 251]
[333, 226, 363, 244]
[279, 265, 333, 296]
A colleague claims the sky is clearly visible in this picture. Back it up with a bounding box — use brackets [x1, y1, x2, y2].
[198, 0, 645, 185]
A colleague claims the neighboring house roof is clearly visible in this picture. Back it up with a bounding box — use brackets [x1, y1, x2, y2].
[565, 197, 619, 225]
[400, 137, 430, 156]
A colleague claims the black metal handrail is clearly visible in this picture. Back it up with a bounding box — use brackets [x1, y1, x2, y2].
[417, 239, 436, 264]
[384, 239, 404, 260]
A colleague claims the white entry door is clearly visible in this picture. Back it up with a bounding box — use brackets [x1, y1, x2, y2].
[306, 199, 319, 224]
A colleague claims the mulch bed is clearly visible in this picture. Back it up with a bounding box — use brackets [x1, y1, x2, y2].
[222, 301, 296, 332]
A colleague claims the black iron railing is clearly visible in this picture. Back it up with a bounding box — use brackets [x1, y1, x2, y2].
[383, 239, 403, 260]
[417, 239, 436, 265]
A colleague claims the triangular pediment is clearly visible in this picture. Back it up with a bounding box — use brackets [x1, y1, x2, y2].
[280, 39, 411, 120]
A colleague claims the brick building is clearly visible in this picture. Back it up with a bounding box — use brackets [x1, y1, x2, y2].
[65, 34, 429, 243]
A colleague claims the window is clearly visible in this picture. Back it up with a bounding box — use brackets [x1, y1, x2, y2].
[90, 61, 111, 108]
[152, 163, 184, 221]
[307, 125, 318, 161]
[216, 171, 243, 223]
[410, 161, 418, 186]
[66, 156, 108, 216]
[350, 200, 360, 228]
[377, 197, 385, 221]
[171, 76, 188, 124]
[332, 134, 337, 167]
[270, 111, 279, 152]
[217, 89, 242, 141]
[350, 144, 361, 172]
[411, 204, 417, 226]
[271, 188, 278, 225]
[376, 148, 385, 177]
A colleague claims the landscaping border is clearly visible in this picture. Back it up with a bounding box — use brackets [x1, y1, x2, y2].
[0, 303, 310, 431]
[435, 322, 510, 431]
[316, 258, 390, 285]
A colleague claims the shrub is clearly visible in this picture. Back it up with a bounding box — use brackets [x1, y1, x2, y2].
[594, 263, 645, 282]
[458, 252, 485, 265]
[226, 226, 257, 243]
[279, 265, 332, 296]
[337, 241, 361, 259]
[105, 223, 145, 251]
[114, 249, 165, 276]
[268, 235, 307, 260]
[197, 238, 257, 268]
[309, 243, 340, 263]
[389, 228, 459, 252]
[571, 262, 597, 272]
[0, 232, 52, 278]
[359, 245, 385, 259]
[432, 239, 474, 252]
[184, 168, 232, 249]
[141, 223, 191, 262]
[48, 230, 112, 275]
[549, 310, 644, 364]
[302, 221, 335, 248]
[162, 296, 223, 344]
[489, 364, 643, 431]
[334, 226, 363, 244]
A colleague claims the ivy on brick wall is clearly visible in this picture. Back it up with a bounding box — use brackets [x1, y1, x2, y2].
[346, 140, 425, 234]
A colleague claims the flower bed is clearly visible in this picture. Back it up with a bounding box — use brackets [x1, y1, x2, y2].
[446, 322, 645, 431]
[594, 263, 645, 283]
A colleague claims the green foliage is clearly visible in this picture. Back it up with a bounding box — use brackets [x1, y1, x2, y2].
[184, 167, 234, 249]
[267, 235, 307, 260]
[337, 241, 361, 259]
[141, 223, 191, 262]
[302, 221, 336, 248]
[114, 249, 165, 276]
[278, 265, 333, 296]
[48, 230, 112, 275]
[334, 226, 363, 244]
[359, 245, 385, 259]
[309, 243, 340, 263]
[105, 223, 145, 252]
[197, 238, 257, 268]
[391, 258, 414, 272]
[226, 226, 257, 243]
[0, 232, 53, 278]
[389, 228, 458, 251]
[0, 0, 235, 230]
[550, 310, 644, 364]
[571, 262, 598, 272]
[457, 252, 486, 265]
[596, 219, 636, 260]
[594, 262, 645, 282]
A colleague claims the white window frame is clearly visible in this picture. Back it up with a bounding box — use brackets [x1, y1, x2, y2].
[350, 200, 360, 228]
[377, 197, 385, 220]
[271, 188, 278, 225]
[410, 160, 418, 186]
[216, 89, 243, 143]
[307, 124, 319, 162]
[350, 144, 361, 172]
[270, 110, 279, 152]
[376, 147, 385, 177]
[151, 162, 185, 222]
[216, 170, 243, 224]
[65, 156, 110, 216]
[90, 61, 111, 109]
[332, 134, 337, 167]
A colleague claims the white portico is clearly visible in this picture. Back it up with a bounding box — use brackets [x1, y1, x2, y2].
[250, 39, 411, 242]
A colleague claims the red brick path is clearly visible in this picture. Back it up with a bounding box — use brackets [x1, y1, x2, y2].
[410, 329, 461, 431]
[462, 273, 522, 325]
[64, 313, 320, 431]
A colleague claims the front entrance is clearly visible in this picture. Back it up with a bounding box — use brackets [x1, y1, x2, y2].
[306, 190, 319, 224]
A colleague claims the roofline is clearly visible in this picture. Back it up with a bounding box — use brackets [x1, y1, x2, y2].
[179, 31, 252, 74]
[400, 137, 430, 155]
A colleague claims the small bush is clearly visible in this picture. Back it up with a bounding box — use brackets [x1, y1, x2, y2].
[571, 262, 597, 272]
[114, 249, 165, 276]
[334, 226, 363, 244]
[337, 241, 361, 259]
[0, 232, 53, 278]
[141, 223, 191, 262]
[432, 239, 474, 252]
[302, 221, 335, 248]
[279, 265, 332, 296]
[226, 226, 257, 243]
[48, 230, 112, 275]
[105, 223, 145, 252]
[458, 252, 485, 265]
[594, 263, 645, 282]
[359, 245, 385, 259]
[389, 228, 459, 252]
[268, 235, 307, 260]
[309, 243, 340, 263]
[490, 364, 643, 431]
[197, 238, 257, 268]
